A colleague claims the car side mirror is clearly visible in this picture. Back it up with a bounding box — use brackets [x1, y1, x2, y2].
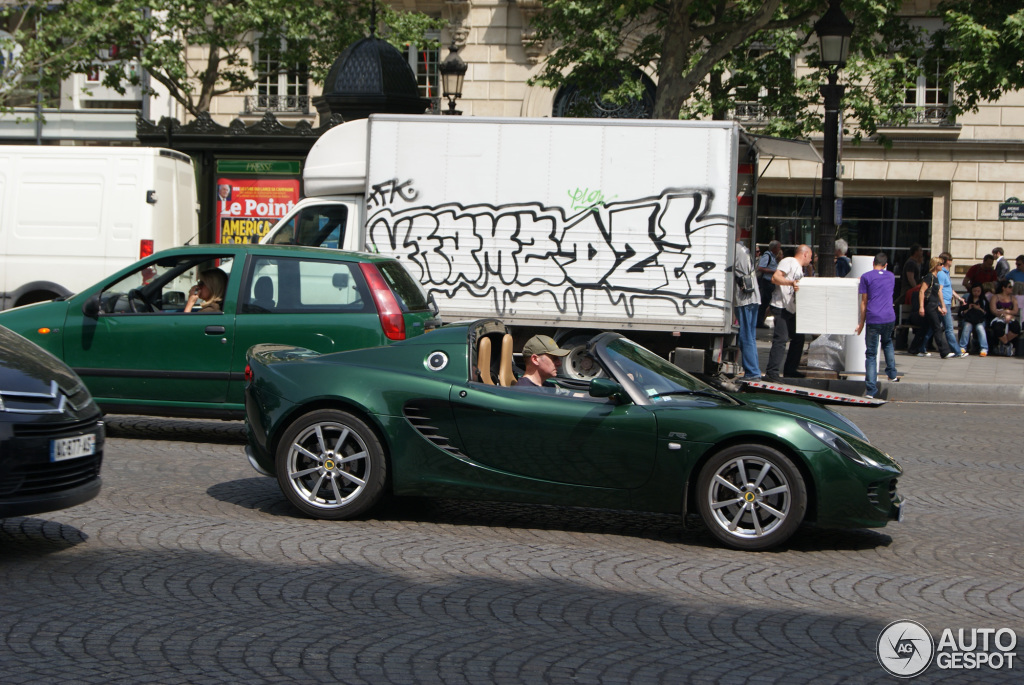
[589, 377, 627, 403]
[82, 294, 101, 318]
[428, 293, 440, 316]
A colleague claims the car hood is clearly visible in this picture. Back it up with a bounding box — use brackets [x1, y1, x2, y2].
[0, 325, 83, 396]
[735, 391, 868, 440]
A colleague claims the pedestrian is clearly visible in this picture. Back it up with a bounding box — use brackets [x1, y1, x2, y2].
[988, 279, 1020, 356]
[835, 238, 852, 277]
[958, 283, 989, 356]
[756, 240, 782, 327]
[764, 244, 813, 382]
[1006, 255, 1024, 284]
[896, 244, 924, 304]
[928, 252, 968, 357]
[992, 246, 1010, 280]
[918, 257, 955, 358]
[855, 252, 899, 398]
[733, 240, 761, 381]
[962, 253, 998, 290]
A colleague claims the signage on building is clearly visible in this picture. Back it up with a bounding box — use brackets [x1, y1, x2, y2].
[999, 197, 1024, 221]
[215, 160, 301, 243]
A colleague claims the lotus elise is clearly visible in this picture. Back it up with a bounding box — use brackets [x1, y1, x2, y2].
[243, 319, 903, 551]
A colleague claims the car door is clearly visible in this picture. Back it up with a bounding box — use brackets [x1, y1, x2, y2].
[228, 254, 384, 406]
[62, 253, 237, 406]
[449, 382, 657, 489]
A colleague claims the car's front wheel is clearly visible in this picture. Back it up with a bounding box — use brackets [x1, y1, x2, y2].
[275, 409, 387, 519]
[696, 445, 806, 551]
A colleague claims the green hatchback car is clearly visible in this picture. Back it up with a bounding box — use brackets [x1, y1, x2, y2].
[0, 244, 438, 418]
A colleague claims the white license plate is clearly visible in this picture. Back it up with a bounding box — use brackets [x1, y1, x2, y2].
[51, 434, 97, 462]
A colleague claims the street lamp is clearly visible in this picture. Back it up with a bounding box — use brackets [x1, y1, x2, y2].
[438, 41, 467, 115]
[815, 0, 853, 277]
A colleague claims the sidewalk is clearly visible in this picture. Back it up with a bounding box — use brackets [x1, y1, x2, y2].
[749, 326, 1024, 404]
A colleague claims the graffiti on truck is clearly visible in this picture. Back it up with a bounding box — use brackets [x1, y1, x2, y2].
[366, 180, 731, 318]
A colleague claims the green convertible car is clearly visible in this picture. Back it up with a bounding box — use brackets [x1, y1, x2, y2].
[244, 319, 903, 551]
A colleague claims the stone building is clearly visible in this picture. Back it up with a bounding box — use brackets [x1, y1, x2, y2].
[3, 0, 1021, 274]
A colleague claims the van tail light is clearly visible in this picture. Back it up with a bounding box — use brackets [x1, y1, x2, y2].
[140, 239, 154, 259]
[359, 262, 406, 341]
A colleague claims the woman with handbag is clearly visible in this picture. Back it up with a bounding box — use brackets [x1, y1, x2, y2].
[989, 280, 1020, 356]
[918, 257, 955, 358]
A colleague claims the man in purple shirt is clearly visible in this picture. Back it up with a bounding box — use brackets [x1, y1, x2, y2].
[855, 252, 899, 398]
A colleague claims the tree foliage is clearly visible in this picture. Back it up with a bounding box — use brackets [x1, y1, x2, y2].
[528, 0, 937, 140]
[930, 0, 1024, 116]
[0, 0, 442, 117]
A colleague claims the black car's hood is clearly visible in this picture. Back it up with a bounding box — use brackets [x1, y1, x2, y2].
[0, 325, 84, 395]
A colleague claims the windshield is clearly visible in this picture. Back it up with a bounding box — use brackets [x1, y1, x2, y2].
[602, 337, 723, 403]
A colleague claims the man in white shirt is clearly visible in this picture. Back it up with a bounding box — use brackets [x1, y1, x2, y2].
[764, 244, 813, 382]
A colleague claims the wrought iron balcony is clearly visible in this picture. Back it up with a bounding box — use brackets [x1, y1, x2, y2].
[244, 94, 310, 114]
[731, 101, 772, 123]
[887, 104, 955, 126]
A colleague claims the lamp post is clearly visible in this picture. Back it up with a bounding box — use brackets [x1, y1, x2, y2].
[438, 41, 467, 115]
[814, 0, 853, 277]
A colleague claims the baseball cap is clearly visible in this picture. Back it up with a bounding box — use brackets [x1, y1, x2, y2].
[522, 335, 570, 358]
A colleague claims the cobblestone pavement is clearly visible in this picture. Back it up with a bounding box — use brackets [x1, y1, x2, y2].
[1, 407, 1021, 684]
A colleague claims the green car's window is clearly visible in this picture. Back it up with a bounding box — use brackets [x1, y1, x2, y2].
[99, 256, 234, 314]
[240, 257, 372, 314]
[603, 337, 718, 401]
[377, 261, 430, 312]
[268, 205, 348, 248]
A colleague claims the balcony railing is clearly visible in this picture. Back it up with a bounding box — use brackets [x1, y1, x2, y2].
[887, 104, 955, 126]
[244, 94, 310, 114]
[731, 101, 773, 123]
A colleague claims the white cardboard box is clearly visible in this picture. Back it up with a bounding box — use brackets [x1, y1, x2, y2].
[795, 277, 860, 335]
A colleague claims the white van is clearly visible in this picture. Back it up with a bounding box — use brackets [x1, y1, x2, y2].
[0, 146, 198, 309]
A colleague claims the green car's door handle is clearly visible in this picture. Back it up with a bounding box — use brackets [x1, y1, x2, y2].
[204, 326, 226, 335]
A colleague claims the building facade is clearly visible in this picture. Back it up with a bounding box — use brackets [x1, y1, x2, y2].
[3, 0, 1022, 274]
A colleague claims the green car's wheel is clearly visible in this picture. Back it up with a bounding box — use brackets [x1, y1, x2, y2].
[696, 445, 806, 551]
[275, 409, 387, 520]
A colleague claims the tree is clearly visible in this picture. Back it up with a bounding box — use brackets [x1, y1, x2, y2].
[0, 0, 442, 118]
[527, 0, 929, 140]
[929, 0, 1024, 118]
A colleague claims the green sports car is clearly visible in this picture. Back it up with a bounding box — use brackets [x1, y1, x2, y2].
[244, 319, 903, 551]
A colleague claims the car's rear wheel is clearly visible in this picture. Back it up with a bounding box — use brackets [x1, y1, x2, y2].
[275, 409, 387, 520]
[696, 445, 806, 551]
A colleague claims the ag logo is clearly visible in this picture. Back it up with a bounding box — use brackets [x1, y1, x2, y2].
[877, 620, 934, 678]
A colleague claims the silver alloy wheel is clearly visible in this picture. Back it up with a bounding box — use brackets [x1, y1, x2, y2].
[705, 455, 792, 539]
[284, 421, 370, 510]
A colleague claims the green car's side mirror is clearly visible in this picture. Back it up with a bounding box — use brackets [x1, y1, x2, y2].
[589, 377, 627, 402]
[82, 294, 101, 318]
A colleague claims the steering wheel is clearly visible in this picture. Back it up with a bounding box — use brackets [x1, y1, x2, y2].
[127, 288, 155, 313]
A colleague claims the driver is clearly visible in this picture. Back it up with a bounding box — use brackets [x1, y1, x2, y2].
[185, 268, 227, 313]
[515, 335, 570, 388]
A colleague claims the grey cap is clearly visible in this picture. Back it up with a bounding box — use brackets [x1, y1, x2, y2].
[522, 335, 570, 358]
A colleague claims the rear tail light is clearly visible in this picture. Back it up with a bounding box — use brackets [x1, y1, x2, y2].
[359, 262, 406, 340]
[244, 364, 253, 383]
[140, 239, 154, 259]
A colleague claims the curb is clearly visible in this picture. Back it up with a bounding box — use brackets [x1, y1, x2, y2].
[767, 377, 1024, 404]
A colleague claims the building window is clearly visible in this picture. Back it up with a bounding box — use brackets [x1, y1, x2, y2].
[901, 53, 954, 125]
[730, 44, 791, 123]
[756, 195, 933, 268]
[246, 39, 309, 114]
[552, 69, 656, 119]
[404, 37, 440, 113]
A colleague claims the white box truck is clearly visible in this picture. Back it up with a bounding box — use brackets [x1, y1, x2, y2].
[0, 146, 198, 309]
[263, 114, 818, 376]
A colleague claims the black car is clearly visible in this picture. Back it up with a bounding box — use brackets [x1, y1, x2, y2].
[0, 325, 104, 518]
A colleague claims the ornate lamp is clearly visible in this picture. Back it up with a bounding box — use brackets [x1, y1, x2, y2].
[438, 42, 467, 115]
